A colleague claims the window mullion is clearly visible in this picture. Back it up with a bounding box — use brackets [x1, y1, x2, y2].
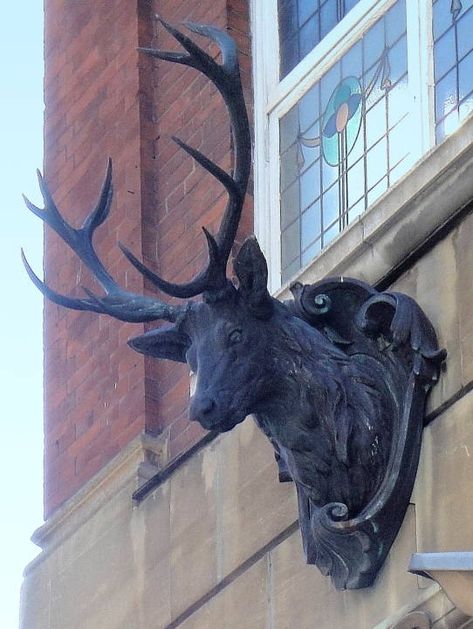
[423, 0, 436, 149]
[251, 0, 280, 291]
[268, 114, 282, 291]
[406, 0, 435, 159]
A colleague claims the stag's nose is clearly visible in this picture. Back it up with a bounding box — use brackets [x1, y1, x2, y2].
[189, 395, 216, 426]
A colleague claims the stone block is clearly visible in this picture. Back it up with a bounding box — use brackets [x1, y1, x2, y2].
[22, 473, 173, 629]
[20, 561, 52, 629]
[414, 390, 473, 554]
[178, 557, 269, 629]
[389, 233, 461, 415]
[415, 235, 461, 413]
[453, 213, 473, 386]
[136, 484, 172, 629]
[44, 481, 171, 629]
[169, 442, 219, 619]
[218, 419, 298, 577]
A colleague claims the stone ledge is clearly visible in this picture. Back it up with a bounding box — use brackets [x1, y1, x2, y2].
[26, 431, 163, 573]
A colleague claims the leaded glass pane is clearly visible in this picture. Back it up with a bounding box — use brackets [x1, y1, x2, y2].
[366, 138, 388, 190]
[363, 18, 385, 64]
[367, 176, 388, 205]
[433, 0, 473, 143]
[435, 67, 457, 120]
[280, 0, 410, 283]
[366, 98, 386, 148]
[322, 183, 339, 227]
[348, 198, 365, 222]
[459, 49, 473, 101]
[457, 8, 473, 58]
[281, 180, 300, 229]
[320, 1, 338, 38]
[299, 84, 320, 132]
[281, 219, 300, 271]
[389, 116, 410, 168]
[301, 200, 321, 250]
[301, 239, 321, 265]
[385, 0, 405, 45]
[387, 77, 409, 128]
[278, 0, 363, 79]
[300, 161, 321, 210]
[347, 158, 364, 206]
[459, 94, 473, 122]
[434, 28, 455, 80]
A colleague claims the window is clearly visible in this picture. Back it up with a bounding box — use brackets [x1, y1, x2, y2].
[279, 2, 411, 280]
[252, 1, 459, 289]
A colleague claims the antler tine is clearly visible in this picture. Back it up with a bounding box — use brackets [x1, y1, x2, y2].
[139, 18, 216, 73]
[24, 162, 115, 290]
[23, 245, 183, 322]
[134, 21, 251, 299]
[184, 22, 238, 72]
[80, 287, 182, 323]
[23, 163, 183, 323]
[21, 249, 105, 314]
[171, 136, 239, 196]
[200, 24, 251, 265]
[82, 157, 113, 235]
[119, 227, 225, 299]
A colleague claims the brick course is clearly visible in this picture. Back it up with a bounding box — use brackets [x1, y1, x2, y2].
[43, 0, 252, 516]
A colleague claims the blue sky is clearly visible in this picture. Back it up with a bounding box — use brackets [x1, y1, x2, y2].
[0, 3, 44, 627]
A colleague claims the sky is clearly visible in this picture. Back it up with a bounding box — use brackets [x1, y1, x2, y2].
[0, 3, 45, 628]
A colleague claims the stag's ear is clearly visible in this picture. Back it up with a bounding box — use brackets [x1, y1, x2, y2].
[234, 237, 273, 318]
[128, 325, 190, 363]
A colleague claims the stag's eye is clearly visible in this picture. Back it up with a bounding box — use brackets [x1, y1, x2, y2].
[228, 328, 243, 345]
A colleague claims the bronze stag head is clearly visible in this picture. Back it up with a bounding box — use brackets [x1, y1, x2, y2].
[23, 21, 445, 590]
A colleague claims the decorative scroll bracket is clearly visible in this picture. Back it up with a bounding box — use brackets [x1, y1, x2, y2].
[284, 277, 446, 589]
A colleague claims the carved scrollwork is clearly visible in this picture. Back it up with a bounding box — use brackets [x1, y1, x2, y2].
[288, 277, 446, 589]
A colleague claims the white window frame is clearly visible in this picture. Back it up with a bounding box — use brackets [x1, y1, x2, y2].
[251, 0, 434, 292]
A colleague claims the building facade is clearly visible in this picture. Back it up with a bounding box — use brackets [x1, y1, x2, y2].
[21, 0, 473, 627]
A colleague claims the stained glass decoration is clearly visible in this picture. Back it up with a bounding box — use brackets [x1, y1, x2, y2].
[433, 0, 473, 143]
[278, 0, 363, 78]
[279, 0, 410, 283]
[451, 0, 463, 21]
[321, 77, 363, 166]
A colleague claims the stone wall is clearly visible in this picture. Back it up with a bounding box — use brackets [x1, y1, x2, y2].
[20, 387, 473, 628]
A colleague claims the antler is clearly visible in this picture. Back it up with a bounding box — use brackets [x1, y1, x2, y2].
[22, 160, 183, 323]
[23, 22, 250, 316]
[120, 20, 251, 298]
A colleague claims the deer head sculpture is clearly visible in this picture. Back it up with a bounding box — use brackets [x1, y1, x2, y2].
[23, 21, 445, 590]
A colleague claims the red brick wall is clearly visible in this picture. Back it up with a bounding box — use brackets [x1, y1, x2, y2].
[43, 0, 252, 516]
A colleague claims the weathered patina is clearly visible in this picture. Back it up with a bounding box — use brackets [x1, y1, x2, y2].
[23, 21, 445, 589]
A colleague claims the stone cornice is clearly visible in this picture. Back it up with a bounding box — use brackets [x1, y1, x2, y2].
[25, 431, 164, 574]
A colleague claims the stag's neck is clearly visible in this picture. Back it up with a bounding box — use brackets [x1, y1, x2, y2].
[253, 307, 389, 511]
[254, 312, 348, 449]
